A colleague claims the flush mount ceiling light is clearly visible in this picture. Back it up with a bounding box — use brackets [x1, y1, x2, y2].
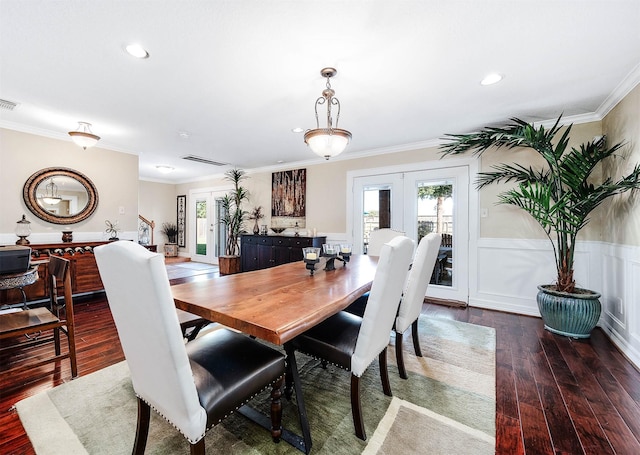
[156, 165, 175, 174]
[480, 73, 504, 86]
[68, 122, 100, 149]
[125, 43, 149, 59]
[304, 67, 352, 160]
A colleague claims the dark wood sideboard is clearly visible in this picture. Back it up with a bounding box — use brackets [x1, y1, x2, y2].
[241, 234, 326, 272]
[0, 241, 110, 306]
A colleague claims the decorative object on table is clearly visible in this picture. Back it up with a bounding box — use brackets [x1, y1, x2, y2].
[260, 224, 269, 235]
[105, 220, 121, 241]
[322, 243, 340, 271]
[339, 243, 352, 264]
[220, 169, 249, 275]
[68, 121, 100, 149]
[161, 222, 178, 244]
[303, 247, 320, 275]
[249, 206, 264, 235]
[138, 215, 155, 246]
[61, 230, 73, 243]
[270, 227, 285, 234]
[271, 168, 306, 231]
[176, 195, 186, 247]
[441, 115, 640, 338]
[304, 67, 352, 160]
[294, 222, 300, 237]
[15, 215, 31, 245]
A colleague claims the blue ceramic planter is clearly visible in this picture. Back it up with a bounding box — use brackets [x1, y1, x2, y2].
[536, 285, 601, 339]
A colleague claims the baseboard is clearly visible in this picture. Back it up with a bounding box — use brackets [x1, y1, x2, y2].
[424, 296, 467, 308]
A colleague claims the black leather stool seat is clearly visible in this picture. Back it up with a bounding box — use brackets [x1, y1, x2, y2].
[187, 328, 286, 427]
[288, 311, 362, 369]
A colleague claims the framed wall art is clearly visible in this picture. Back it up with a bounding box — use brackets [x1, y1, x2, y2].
[271, 168, 306, 229]
[177, 194, 186, 247]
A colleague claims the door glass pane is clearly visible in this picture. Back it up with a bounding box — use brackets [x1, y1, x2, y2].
[417, 180, 453, 286]
[362, 186, 392, 254]
[195, 199, 207, 255]
[215, 198, 226, 257]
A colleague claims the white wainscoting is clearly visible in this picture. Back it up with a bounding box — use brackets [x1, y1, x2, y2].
[472, 237, 640, 368]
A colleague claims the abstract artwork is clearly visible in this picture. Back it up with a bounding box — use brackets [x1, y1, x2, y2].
[177, 195, 186, 247]
[271, 168, 306, 228]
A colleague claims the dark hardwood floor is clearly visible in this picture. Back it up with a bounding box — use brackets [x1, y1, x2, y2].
[2, 270, 640, 454]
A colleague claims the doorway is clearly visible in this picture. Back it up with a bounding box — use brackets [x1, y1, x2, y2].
[348, 161, 473, 303]
[190, 190, 227, 264]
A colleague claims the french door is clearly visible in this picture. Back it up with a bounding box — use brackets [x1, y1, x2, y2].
[190, 190, 227, 264]
[350, 165, 470, 303]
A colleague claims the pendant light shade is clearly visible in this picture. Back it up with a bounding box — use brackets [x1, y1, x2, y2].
[69, 122, 100, 149]
[304, 68, 352, 160]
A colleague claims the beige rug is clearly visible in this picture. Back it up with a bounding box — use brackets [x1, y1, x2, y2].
[16, 317, 495, 454]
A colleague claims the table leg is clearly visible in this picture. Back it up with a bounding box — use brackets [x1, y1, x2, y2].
[285, 343, 313, 454]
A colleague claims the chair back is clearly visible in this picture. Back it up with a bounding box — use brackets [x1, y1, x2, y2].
[351, 236, 413, 376]
[395, 233, 442, 333]
[367, 229, 405, 256]
[94, 241, 207, 442]
[48, 255, 72, 312]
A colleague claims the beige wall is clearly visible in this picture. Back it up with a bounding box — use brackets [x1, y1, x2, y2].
[602, 84, 640, 246]
[138, 180, 180, 249]
[0, 128, 139, 240]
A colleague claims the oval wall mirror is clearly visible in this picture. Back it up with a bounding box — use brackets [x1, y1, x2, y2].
[23, 167, 99, 225]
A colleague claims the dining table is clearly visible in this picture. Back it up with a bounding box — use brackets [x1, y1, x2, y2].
[171, 253, 378, 453]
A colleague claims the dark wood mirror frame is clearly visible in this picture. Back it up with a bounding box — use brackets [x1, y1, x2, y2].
[23, 167, 99, 225]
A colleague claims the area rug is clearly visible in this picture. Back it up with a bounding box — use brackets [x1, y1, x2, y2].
[16, 317, 495, 454]
[165, 262, 218, 280]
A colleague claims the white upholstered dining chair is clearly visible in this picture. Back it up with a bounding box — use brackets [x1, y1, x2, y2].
[94, 241, 286, 455]
[366, 228, 405, 256]
[285, 236, 414, 440]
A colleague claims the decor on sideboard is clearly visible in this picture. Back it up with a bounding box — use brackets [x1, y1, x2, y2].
[304, 67, 352, 160]
[62, 231, 73, 243]
[15, 215, 31, 245]
[68, 121, 100, 149]
[220, 169, 249, 275]
[440, 116, 640, 338]
[105, 220, 121, 241]
[249, 206, 264, 235]
[303, 247, 320, 275]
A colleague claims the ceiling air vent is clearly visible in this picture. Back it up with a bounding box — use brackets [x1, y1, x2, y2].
[0, 99, 18, 111]
[181, 155, 227, 166]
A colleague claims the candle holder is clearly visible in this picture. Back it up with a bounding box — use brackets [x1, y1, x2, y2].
[338, 244, 352, 264]
[322, 244, 340, 271]
[303, 247, 321, 275]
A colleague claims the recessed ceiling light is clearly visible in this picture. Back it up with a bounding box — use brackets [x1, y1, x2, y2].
[178, 131, 190, 139]
[156, 165, 175, 174]
[480, 73, 503, 86]
[125, 44, 149, 59]
[291, 127, 304, 133]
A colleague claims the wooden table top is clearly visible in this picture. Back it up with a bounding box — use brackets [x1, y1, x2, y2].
[172, 254, 378, 345]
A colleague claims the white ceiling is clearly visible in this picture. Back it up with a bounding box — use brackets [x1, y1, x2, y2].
[1, 1, 639, 183]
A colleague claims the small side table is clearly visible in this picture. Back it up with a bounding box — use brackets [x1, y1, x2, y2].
[0, 266, 39, 310]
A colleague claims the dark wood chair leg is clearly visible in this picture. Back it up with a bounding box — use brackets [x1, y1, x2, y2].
[350, 374, 366, 440]
[270, 376, 283, 442]
[53, 327, 61, 355]
[411, 318, 422, 357]
[395, 331, 408, 379]
[379, 348, 392, 396]
[190, 439, 205, 455]
[133, 398, 151, 455]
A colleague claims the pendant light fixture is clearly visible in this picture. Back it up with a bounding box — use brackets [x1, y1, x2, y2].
[68, 122, 100, 149]
[40, 178, 62, 205]
[304, 67, 352, 160]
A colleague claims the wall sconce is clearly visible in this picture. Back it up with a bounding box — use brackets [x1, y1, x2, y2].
[15, 215, 31, 245]
[304, 67, 352, 160]
[68, 122, 100, 149]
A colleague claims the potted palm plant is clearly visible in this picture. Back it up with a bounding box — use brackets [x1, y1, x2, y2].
[219, 168, 249, 275]
[440, 116, 640, 338]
